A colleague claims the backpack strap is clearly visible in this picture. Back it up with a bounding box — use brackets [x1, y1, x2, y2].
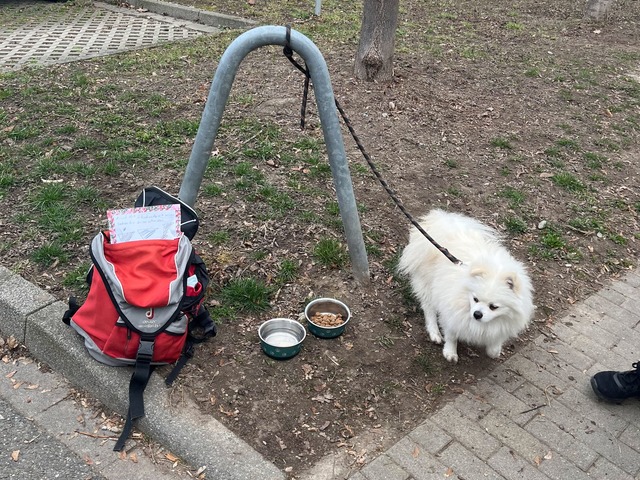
[114, 335, 155, 452]
[164, 306, 216, 387]
[62, 296, 80, 326]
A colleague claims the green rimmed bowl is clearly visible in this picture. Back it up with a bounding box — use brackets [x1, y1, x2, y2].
[258, 318, 306, 360]
[304, 298, 351, 339]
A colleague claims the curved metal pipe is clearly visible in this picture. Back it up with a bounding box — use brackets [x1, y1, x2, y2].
[179, 25, 370, 283]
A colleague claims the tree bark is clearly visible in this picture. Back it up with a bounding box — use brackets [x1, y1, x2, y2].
[354, 0, 399, 82]
[584, 0, 615, 20]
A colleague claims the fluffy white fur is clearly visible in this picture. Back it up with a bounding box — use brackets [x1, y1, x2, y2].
[398, 209, 534, 363]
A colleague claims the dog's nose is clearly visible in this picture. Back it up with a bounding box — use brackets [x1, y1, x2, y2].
[473, 311, 483, 320]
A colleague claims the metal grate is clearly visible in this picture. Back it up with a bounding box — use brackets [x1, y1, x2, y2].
[0, 1, 218, 71]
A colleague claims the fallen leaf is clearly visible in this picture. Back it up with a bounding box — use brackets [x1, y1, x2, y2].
[412, 446, 420, 458]
[445, 467, 454, 477]
[11, 450, 19, 462]
[544, 451, 553, 460]
[129, 452, 138, 463]
[534, 455, 542, 466]
[5, 370, 17, 379]
[165, 452, 179, 462]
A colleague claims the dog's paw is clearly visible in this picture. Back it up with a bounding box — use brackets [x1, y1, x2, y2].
[428, 330, 443, 344]
[442, 347, 459, 364]
[486, 345, 503, 358]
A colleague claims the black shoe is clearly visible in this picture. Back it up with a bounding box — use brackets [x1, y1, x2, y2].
[591, 361, 640, 402]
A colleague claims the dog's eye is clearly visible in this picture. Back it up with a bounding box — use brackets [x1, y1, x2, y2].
[473, 296, 479, 303]
[489, 304, 498, 311]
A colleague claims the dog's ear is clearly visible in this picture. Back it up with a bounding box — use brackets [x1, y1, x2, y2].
[505, 275, 520, 293]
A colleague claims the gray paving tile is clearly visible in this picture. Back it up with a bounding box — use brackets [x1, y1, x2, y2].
[583, 294, 637, 329]
[587, 456, 636, 480]
[537, 452, 592, 480]
[569, 333, 620, 370]
[386, 437, 450, 480]
[406, 419, 452, 455]
[524, 413, 598, 471]
[463, 376, 546, 421]
[437, 441, 505, 480]
[347, 472, 368, 480]
[619, 423, 640, 455]
[487, 446, 552, 480]
[519, 342, 586, 388]
[554, 386, 630, 437]
[537, 394, 640, 475]
[611, 336, 640, 364]
[479, 409, 549, 466]
[487, 359, 528, 393]
[545, 320, 580, 344]
[359, 454, 410, 480]
[431, 403, 502, 460]
[622, 271, 640, 288]
[558, 305, 619, 348]
[597, 284, 628, 305]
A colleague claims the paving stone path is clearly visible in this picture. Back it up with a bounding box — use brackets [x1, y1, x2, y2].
[0, 0, 217, 72]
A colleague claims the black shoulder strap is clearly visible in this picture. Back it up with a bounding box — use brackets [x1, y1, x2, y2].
[113, 335, 156, 452]
[164, 307, 216, 387]
[62, 297, 79, 326]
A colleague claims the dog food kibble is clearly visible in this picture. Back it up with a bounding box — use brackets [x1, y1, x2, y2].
[311, 312, 344, 327]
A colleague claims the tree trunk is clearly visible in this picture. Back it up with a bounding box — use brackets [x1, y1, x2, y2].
[354, 0, 399, 82]
[584, 0, 615, 20]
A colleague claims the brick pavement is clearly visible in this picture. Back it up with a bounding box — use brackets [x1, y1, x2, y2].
[350, 270, 640, 480]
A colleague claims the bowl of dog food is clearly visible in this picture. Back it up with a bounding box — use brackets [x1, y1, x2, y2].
[258, 318, 306, 359]
[304, 298, 351, 339]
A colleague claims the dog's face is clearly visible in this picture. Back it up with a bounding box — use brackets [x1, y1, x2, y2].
[466, 267, 524, 324]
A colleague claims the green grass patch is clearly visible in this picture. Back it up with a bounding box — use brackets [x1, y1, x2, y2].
[490, 137, 513, 150]
[551, 172, 586, 192]
[499, 187, 525, 208]
[276, 259, 298, 285]
[313, 238, 348, 268]
[32, 242, 68, 266]
[220, 277, 272, 313]
[415, 353, 435, 375]
[504, 216, 528, 235]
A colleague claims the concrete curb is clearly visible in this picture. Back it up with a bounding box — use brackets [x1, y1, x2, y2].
[110, 0, 258, 29]
[0, 266, 285, 480]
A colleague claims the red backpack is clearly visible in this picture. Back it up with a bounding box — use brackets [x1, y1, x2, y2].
[63, 187, 216, 451]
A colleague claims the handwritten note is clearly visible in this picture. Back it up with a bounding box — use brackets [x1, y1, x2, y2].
[107, 204, 181, 244]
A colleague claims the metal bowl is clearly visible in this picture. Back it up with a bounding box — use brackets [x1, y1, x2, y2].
[258, 318, 306, 360]
[304, 298, 351, 339]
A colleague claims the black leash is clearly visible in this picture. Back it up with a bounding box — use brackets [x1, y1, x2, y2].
[282, 26, 462, 266]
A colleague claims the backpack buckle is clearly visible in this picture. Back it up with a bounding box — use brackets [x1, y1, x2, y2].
[136, 338, 155, 362]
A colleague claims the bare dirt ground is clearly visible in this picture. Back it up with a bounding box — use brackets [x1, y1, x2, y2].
[1, 0, 639, 477]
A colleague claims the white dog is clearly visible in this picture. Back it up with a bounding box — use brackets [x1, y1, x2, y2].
[398, 209, 534, 363]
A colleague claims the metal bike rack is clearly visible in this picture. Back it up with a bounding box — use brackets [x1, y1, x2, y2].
[178, 25, 370, 284]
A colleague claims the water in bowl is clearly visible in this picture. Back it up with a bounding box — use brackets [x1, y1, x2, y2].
[263, 330, 299, 348]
